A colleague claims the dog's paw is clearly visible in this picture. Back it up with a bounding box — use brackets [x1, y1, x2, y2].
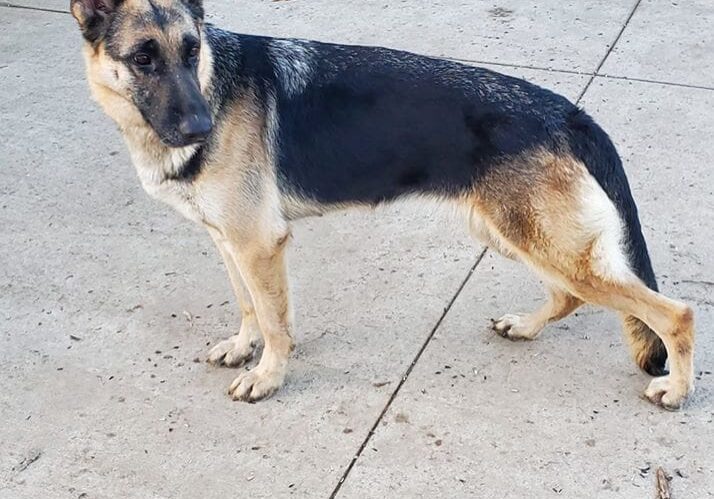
[644, 375, 693, 411]
[207, 335, 257, 367]
[228, 365, 285, 402]
[491, 314, 537, 341]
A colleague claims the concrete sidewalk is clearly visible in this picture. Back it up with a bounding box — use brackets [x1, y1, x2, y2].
[1, 1, 712, 498]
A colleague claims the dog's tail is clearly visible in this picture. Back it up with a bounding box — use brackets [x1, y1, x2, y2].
[565, 109, 668, 376]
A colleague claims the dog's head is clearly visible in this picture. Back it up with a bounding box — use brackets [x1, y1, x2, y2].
[71, 0, 212, 147]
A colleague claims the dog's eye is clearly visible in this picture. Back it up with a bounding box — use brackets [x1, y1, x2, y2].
[133, 53, 152, 66]
[189, 46, 200, 60]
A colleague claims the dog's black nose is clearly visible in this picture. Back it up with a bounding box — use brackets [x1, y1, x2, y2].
[178, 113, 213, 144]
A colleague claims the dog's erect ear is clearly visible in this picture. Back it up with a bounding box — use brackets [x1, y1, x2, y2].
[181, 0, 205, 20]
[70, 0, 121, 43]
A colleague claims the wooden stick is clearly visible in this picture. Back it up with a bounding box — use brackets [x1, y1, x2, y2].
[656, 467, 671, 499]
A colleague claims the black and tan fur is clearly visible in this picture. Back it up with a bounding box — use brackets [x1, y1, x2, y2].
[71, 0, 694, 408]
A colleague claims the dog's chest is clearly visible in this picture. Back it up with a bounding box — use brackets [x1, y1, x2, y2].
[129, 148, 205, 224]
[141, 175, 204, 223]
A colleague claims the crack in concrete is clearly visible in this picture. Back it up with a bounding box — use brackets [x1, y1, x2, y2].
[594, 74, 714, 92]
[0, 2, 68, 14]
[576, 0, 645, 104]
[447, 55, 593, 77]
[447, 57, 714, 91]
[329, 247, 489, 498]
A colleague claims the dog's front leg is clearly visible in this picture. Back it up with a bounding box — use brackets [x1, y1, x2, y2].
[222, 231, 294, 402]
[206, 231, 263, 367]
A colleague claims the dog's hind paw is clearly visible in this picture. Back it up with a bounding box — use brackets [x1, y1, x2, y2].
[207, 335, 257, 367]
[644, 375, 693, 411]
[491, 314, 539, 341]
[228, 365, 285, 402]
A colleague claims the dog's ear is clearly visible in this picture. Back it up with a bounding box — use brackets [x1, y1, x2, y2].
[70, 0, 121, 43]
[181, 0, 205, 21]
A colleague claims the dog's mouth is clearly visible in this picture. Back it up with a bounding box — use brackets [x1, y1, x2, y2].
[159, 132, 210, 148]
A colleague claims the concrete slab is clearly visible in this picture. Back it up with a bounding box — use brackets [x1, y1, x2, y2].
[8, 0, 633, 72]
[205, 0, 635, 72]
[338, 80, 714, 498]
[601, 0, 714, 88]
[0, 7, 587, 499]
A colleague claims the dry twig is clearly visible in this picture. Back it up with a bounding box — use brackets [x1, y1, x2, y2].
[656, 467, 671, 499]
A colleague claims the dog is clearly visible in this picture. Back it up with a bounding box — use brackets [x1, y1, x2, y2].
[70, 0, 695, 409]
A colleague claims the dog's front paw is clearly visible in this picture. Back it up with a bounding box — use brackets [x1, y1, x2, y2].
[207, 335, 257, 367]
[228, 365, 285, 402]
[491, 314, 537, 341]
[645, 375, 693, 411]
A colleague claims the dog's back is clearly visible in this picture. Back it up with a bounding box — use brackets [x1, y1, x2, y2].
[206, 27, 577, 207]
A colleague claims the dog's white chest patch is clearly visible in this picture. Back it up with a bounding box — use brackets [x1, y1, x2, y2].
[129, 145, 205, 224]
[140, 176, 203, 223]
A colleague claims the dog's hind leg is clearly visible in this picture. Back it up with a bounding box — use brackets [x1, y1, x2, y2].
[492, 286, 583, 340]
[470, 149, 694, 409]
[469, 201, 582, 340]
[570, 278, 694, 409]
[206, 232, 263, 367]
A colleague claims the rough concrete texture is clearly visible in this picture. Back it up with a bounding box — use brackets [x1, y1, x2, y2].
[600, 0, 714, 88]
[1, 1, 712, 499]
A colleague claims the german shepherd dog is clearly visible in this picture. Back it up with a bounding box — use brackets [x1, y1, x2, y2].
[71, 0, 695, 408]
